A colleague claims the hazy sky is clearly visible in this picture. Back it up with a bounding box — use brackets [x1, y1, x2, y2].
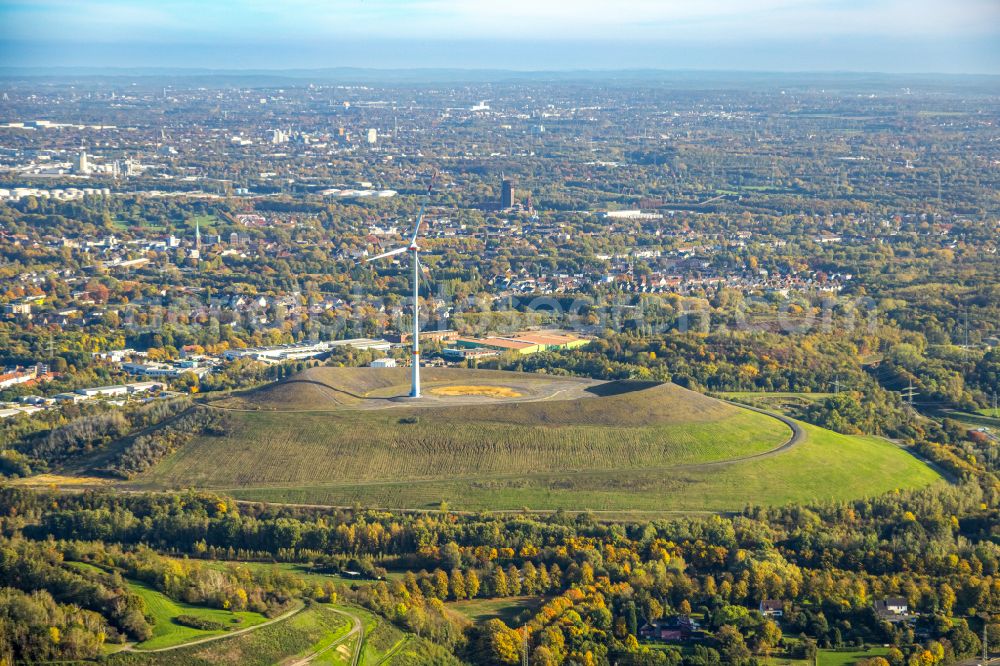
[1, 0, 998, 73]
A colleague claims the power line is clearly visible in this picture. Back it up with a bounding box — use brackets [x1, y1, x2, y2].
[901, 379, 919, 407]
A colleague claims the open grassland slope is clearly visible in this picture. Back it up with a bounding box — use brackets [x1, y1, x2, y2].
[128, 579, 268, 650]
[126, 368, 941, 513]
[129, 371, 788, 493]
[215, 423, 941, 513]
[107, 602, 350, 666]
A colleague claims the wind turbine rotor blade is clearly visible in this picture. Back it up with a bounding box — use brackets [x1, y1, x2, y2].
[365, 246, 408, 262]
[410, 201, 426, 245]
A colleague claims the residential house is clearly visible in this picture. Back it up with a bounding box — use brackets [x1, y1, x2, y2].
[760, 600, 785, 617]
[639, 616, 701, 642]
[874, 598, 911, 623]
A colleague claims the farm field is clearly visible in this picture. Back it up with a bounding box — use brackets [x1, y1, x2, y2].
[107, 601, 351, 666]
[127, 579, 269, 650]
[122, 368, 941, 513]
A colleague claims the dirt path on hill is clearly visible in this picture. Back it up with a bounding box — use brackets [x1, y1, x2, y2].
[123, 600, 305, 653]
[284, 607, 363, 666]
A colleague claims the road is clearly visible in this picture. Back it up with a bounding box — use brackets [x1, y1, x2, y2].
[696, 401, 804, 467]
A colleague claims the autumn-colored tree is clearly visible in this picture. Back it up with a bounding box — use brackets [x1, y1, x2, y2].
[449, 569, 466, 600]
[433, 569, 449, 600]
[465, 569, 481, 599]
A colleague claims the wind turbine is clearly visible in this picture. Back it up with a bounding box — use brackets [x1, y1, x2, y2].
[364, 202, 428, 398]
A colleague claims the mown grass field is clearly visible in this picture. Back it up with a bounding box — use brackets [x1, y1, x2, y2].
[108, 601, 350, 666]
[216, 422, 940, 513]
[817, 647, 891, 665]
[952, 410, 1000, 428]
[204, 560, 404, 588]
[703, 645, 890, 666]
[134, 405, 785, 491]
[447, 596, 545, 625]
[124, 368, 941, 513]
[127, 579, 268, 650]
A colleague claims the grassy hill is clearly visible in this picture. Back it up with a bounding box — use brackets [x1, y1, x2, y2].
[107, 602, 351, 666]
[124, 367, 941, 513]
[127, 579, 269, 650]
[211, 366, 603, 409]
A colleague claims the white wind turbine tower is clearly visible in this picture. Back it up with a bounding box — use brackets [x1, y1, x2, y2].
[364, 201, 429, 398]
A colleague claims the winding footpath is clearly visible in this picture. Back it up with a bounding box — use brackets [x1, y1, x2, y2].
[123, 600, 306, 653]
[120, 603, 366, 666]
[285, 607, 364, 666]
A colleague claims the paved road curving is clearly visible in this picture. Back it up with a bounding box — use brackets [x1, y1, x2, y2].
[690, 400, 805, 468]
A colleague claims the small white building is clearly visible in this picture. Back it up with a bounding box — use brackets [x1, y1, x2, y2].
[126, 381, 162, 394]
[370, 358, 397, 368]
[75, 385, 129, 398]
[54, 392, 88, 404]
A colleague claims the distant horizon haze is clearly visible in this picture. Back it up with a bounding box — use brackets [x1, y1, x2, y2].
[0, 0, 998, 74]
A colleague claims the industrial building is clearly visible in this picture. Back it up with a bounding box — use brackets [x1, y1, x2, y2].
[454, 332, 588, 356]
